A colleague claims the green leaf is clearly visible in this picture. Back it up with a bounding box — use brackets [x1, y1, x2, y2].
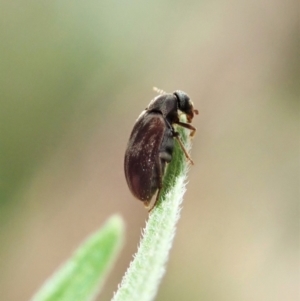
[31, 215, 125, 301]
[112, 116, 193, 301]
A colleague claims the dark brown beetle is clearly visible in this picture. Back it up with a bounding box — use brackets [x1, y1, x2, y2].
[124, 88, 198, 211]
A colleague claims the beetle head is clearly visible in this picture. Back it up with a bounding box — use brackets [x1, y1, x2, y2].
[174, 90, 198, 123]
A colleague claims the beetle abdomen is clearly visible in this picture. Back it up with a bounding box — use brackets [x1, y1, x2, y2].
[124, 112, 167, 202]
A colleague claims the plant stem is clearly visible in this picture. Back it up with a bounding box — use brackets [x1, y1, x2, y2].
[112, 118, 193, 301]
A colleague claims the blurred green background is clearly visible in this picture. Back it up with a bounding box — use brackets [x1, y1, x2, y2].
[0, 1, 298, 300]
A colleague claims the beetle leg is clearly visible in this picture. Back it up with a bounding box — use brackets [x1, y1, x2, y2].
[173, 132, 194, 165]
[147, 152, 171, 213]
[148, 189, 161, 213]
[174, 121, 197, 137]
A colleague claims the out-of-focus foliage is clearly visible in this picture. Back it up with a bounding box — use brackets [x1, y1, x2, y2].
[0, 1, 138, 205]
[31, 215, 124, 301]
[0, 1, 298, 301]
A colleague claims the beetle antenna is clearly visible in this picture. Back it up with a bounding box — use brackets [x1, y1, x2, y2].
[153, 87, 167, 95]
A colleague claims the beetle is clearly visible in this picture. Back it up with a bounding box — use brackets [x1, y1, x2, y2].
[124, 88, 198, 212]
